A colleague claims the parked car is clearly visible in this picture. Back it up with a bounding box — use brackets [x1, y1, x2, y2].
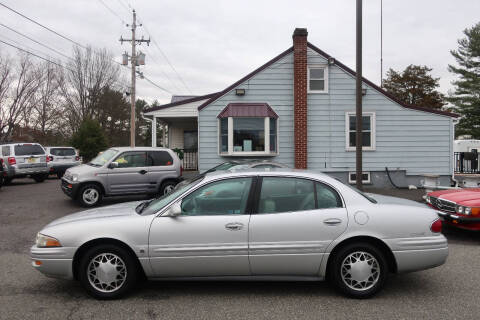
[45, 146, 81, 178]
[61, 147, 182, 207]
[175, 160, 288, 190]
[427, 189, 480, 230]
[0, 158, 4, 189]
[0, 143, 49, 184]
[32, 169, 447, 299]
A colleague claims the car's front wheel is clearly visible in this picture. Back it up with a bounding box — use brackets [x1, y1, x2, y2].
[329, 242, 388, 299]
[77, 184, 103, 207]
[78, 244, 138, 300]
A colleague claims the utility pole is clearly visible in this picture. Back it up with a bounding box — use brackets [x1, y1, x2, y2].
[120, 9, 149, 147]
[356, 0, 363, 190]
[380, 0, 383, 87]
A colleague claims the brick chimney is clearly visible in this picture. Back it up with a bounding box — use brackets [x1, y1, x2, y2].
[293, 28, 308, 169]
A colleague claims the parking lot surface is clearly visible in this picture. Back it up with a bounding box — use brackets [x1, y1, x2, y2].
[1, 178, 480, 320]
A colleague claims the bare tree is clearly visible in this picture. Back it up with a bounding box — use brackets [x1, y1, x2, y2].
[31, 61, 66, 143]
[62, 46, 121, 131]
[0, 53, 40, 143]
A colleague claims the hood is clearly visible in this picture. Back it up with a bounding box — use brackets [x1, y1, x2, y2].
[45, 201, 143, 228]
[429, 188, 480, 197]
[65, 164, 101, 175]
[366, 193, 427, 208]
[434, 189, 480, 205]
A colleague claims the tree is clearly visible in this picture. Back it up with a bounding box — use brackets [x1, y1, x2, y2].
[71, 119, 107, 162]
[383, 65, 445, 109]
[448, 22, 480, 138]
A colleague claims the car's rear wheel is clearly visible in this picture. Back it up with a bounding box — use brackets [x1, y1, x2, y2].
[160, 180, 177, 195]
[77, 184, 103, 207]
[329, 242, 387, 298]
[3, 177, 12, 185]
[56, 172, 65, 179]
[78, 244, 138, 300]
[32, 174, 47, 183]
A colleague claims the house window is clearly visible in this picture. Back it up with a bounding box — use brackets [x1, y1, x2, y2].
[348, 172, 371, 184]
[219, 117, 278, 156]
[345, 112, 376, 151]
[308, 66, 328, 93]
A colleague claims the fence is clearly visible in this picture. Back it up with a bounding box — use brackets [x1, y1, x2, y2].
[454, 152, 480, 174]
[176, 148, 198, 171]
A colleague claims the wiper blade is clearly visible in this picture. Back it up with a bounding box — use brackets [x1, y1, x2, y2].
[136, 199, 154, 214]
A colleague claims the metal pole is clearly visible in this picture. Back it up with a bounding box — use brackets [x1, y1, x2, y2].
[356, 0, 363, 190]
[130, 10, 136, 147]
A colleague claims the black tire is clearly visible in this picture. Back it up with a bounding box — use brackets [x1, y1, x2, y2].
[78, 244, 138, 300]
[329, 242, 388, 299]
[160, 180, 177, 195]
[3, 177, 12, 185]
[33, 174, 47, 183]
[77, 184, 103, 207]
[0, 175, 3, 189]
[56, 172, 64, 179]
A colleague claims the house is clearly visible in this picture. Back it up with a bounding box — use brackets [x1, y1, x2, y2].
[143, 28, 458, 187]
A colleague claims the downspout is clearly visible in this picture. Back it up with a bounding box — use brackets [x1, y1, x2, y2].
[452, 118, 460, 186]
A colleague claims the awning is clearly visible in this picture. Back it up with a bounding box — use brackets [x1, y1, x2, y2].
[217, 103, 278, 119]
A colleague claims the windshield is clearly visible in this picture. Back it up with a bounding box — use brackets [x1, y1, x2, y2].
[141, 177, 204, 215]
[89, 149, 118, 167]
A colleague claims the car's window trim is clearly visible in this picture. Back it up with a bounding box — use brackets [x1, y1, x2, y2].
[113, 151, 148, 168]
[251, 175, 345, 215]
[156, 175, 258, 217]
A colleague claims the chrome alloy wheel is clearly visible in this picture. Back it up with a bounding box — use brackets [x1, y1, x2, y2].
[87, 253, 127, 293]
[82, 188, 99, 205]
[163, 184, 175, 194]
[341, 251, 380, 291]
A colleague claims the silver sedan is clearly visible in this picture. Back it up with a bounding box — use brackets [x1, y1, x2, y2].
[31, 169, 448, 299]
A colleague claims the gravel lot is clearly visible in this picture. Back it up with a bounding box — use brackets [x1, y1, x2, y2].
[1, 178, 480, 320]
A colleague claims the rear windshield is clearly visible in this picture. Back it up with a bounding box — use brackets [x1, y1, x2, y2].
[50, 148, 76, 156]
[14, 144, 45, 156]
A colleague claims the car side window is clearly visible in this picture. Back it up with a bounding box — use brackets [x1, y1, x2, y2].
[2, 146, 10, 156]
[181, 178, 252, 216]
[114, 152, 147, 168]
[147, 151, 174, 166]
[258, 177, 315, 214]
[316, 182, 343, 209]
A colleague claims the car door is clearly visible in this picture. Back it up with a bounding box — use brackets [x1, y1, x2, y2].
[148, 177, 254, 277]
[146, 151, 176, 190]
[248, 176, 348, 276]
[107, 151, 151, 194]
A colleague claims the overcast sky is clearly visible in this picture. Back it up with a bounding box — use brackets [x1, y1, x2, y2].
[1, 0, 479, 105]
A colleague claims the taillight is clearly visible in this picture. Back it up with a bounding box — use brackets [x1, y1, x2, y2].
[430, 219, 442, 233]
[7, 157, 16, 165]
[47, 156, 53, 162]
[75, 156, 80, 161]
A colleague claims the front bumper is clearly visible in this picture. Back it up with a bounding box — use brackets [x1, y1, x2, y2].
[30, 246, 76, 280]
[61, 178, 81, 198]
[436, 210, 480, 223]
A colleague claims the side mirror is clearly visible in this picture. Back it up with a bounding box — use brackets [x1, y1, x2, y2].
[164, 202, 182, 217]
[108, 161, 119, 169]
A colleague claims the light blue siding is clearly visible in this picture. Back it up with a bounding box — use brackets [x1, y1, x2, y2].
[198, 48, 453, 176]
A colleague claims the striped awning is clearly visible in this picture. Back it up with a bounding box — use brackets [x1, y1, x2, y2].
[217, 103, 278, 119]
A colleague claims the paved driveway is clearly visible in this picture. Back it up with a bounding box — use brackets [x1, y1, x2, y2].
[1, 178, 479, 319]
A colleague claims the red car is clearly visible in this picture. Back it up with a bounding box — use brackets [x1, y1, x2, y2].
[427, 189, 480, 230]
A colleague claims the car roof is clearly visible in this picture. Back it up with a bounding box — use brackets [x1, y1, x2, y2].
[45, 146, 75, 149]
[203, 167, 332, 181]
[108, 146, 172, 151]
[0, 142, 43, 146]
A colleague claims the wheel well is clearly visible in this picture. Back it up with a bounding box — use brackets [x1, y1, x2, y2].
[159, 178, 178, 190]
[72, 238, 146, 281]
[78, 181, 105, 196]
[326, 236, 398, 276]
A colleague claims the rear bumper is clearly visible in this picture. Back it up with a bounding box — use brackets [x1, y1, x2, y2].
[48, 163, 79, 173]
[393, 247, 448, 273]
[6, 165, 48, 178]
[30, 246, 76, 280]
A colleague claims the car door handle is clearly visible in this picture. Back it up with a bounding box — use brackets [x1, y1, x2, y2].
[138, 170, 147, 175]
[225, 222, 244, 231]
[323, 218, 342, 226]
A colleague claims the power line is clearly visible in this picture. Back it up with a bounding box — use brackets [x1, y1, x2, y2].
[97, 0, 126, 24]
[0, 23, 74, 61]
[142, 74, 173, 94]
[0, 39, 74, 72]
[117, 0, 132, 13]
[0, 2, 87, 50]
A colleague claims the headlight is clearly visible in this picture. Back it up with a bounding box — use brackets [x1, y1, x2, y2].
[426, 196, 431, 204]
[465, 207, 471, 215]
[71, 174, 78, 182]
[36, 233, 62, 248]
[456, 205, 464, 214]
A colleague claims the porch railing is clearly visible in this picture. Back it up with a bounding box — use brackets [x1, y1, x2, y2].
[175, 148, 198, 171]
[455, 152, 480, 174]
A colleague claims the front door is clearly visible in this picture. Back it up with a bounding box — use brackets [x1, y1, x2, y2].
[107, 151, 150, 194]
[249, 176, 348, 276]
[148, 177, 253, 277]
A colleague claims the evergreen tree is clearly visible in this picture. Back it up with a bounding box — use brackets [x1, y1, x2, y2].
[448, 22, 480, 138]
[383, 65, 445, 109]
[71, 119, 107, 162]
